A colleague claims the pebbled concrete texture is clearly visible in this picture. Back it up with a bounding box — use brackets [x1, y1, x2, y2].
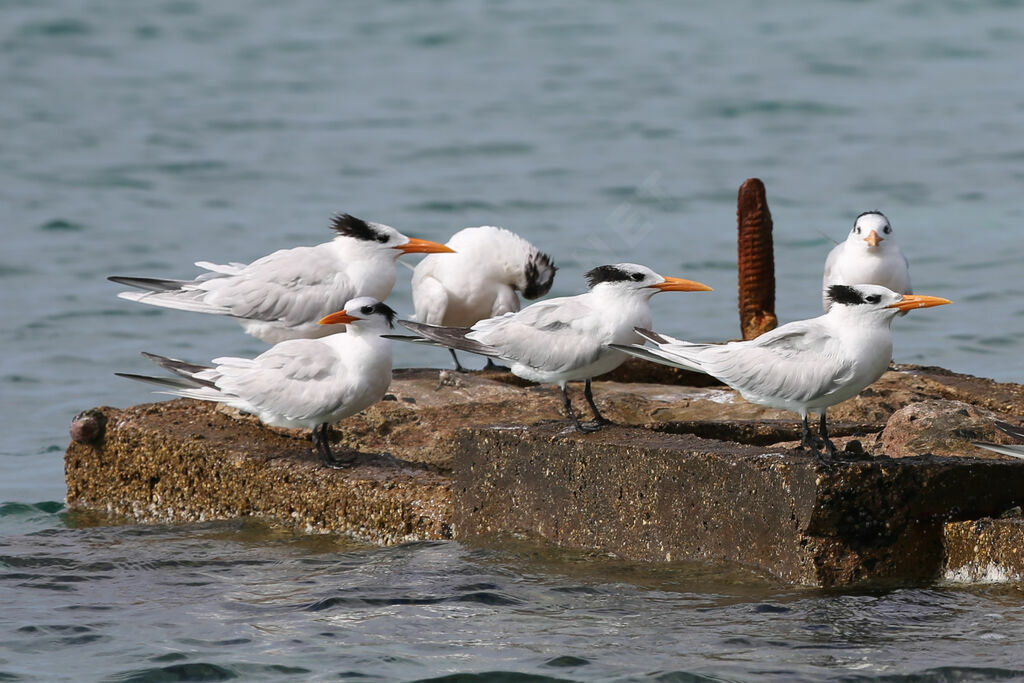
[944, 516, 1024, 583]
[65, 399, 453, 544]
[452, 423, 1024, 587]
[65, 364, 1024, 586]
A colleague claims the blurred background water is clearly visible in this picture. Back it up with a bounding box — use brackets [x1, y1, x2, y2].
[3, 0, 1024, 679]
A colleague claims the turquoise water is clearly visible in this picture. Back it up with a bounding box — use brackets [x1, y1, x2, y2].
[3, 1, 1024, 679]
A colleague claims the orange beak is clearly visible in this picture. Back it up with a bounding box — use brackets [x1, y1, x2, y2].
[887, 294, 952, 312]
[649, 276, 713, 292]
[396, 237, 455, 255]
[864, 230, 883, 247]
[319, 309, 358, 325]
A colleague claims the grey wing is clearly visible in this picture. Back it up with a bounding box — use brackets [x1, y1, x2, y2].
[468, 296, 605, 372]
[699, 321, 855, 404]
[201, 245, 362, 325]
[214, 341, 346, 421]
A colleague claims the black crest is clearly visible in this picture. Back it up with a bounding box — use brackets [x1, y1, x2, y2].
[855, 210, 886, 222]
[522, 250, 557, 300]
[330, 214, 386, 242]
[585, 265, 634, 288]
[361, 301, 397, 328]
[827, 284, 867, 306]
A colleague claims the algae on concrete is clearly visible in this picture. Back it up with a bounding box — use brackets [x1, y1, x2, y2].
[66, 365, 1024, 585]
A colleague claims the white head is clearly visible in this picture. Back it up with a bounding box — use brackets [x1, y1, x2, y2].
[847, 211, 893, 249]
[584, 263, 712, 299]
[824, 284, 949, 322]
[318, 296, 397, 333]
[329, 214, 454, 258]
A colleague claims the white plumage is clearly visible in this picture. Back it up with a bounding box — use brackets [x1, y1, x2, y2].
[397, 263, 712, 432]
[614, 284, 951, 457]
[413, 226, 556, 326]
[822, 211, 911, 312]
[117, 297, 396, 467]
[412, 226, 556, 370]
[110, 214, 453, 344]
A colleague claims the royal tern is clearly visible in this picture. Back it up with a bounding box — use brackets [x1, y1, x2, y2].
[396, 263, 712, 432]
[411, 226, 557, 370]
[822, 211, 911, 312]
[613, 284, 951, 458]
[110, 214, 453, 344]
[116, 297, 396, 468]
[974, 421, 1024, 459]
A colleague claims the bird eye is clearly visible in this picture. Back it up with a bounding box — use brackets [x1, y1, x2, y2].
[361, 306, 373, 314]
[883, 225, 891, 234]
[866, 294, 881, 304]
[631, 272, 644, 282]
[377, 235, 389, 243]
[853, 226, 861, 234]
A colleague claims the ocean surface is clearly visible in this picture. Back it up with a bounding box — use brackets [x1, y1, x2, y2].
[3, 0, 1024, 679]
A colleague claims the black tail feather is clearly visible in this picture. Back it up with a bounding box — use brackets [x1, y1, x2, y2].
[139, 352, 218, 388]
[995, 421, 1024, 444]
[397, 320, 502, 359]
[108, 275, 189, 292]
[115, 372, 202, 390]
[634, 327, 671, 344]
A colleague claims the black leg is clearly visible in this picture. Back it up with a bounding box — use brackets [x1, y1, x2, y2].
[316, 423, 356, 469]
[582, 378, 611, 429]
[483, 358, 510, 372]
[449, 349, 468, 373]
[819, 411, 836, 459]
[561, 385, 599, 433]
[800, 414, 816, 450]
[312, 423, 328, 461]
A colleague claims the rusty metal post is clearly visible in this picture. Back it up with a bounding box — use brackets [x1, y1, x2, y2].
[737, 178, 778, 340]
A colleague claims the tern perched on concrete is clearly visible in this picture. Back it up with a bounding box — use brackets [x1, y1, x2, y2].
[110, 214, 453, 343]
[614, 284, 951, 457]
[412, 226, 557, 371]
[117, 297, 396, 468]
[974, 421, 1024, 459]
[396, 263, 712, 433]
[822, 211, 911, 312]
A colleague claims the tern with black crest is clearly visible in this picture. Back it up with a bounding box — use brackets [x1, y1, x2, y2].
[412, 226, 557, 370]
[110, 214, 453, 343]
[823, 211, 911, 312]
[116, 297, 396, 468]
[614, 284, 951, 458]
[396, 263, 712, 432]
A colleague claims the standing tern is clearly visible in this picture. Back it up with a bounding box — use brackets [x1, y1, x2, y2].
[822, 211, 911, 312]
[109, 214, 453, 343]
[116, 297, 396, 468]
[613, 284, 951, 458]
[974, 421, 1024, 459]
[395, 263, 712, 433]
[411, 226, 557, 371]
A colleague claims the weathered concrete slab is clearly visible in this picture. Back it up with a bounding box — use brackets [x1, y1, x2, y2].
[944, 517, 1024, 583]
[65, 365, 1024, 586]
[452, 423, 1024, 587]
[65, 400, 452, 544]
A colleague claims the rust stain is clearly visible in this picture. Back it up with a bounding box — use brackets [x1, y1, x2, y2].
[737, 178, 778, 340]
